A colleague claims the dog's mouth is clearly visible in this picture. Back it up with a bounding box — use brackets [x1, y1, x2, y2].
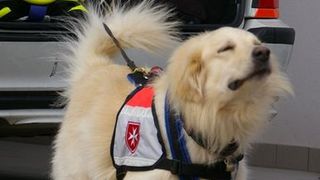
[228, 66, 271, 91]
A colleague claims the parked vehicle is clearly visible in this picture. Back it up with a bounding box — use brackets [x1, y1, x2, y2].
[0, 0, 294, 137]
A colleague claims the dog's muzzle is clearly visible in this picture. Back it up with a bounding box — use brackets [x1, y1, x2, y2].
[228, 46, 272, 91]
[252, 46, 271, 73]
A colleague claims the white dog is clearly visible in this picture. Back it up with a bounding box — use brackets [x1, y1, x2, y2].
[52, 2, 292, 180]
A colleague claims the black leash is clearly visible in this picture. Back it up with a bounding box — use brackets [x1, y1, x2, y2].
[102, 23, 137, 71]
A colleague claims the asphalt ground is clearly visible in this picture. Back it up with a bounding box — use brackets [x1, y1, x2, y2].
[0, 137, 319, 180]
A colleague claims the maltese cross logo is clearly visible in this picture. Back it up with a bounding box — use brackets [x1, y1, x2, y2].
[125, 121, 140, 153]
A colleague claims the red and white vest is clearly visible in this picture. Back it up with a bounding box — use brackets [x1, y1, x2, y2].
[111, 86, 165, 167]
[111, 85, 237, 180]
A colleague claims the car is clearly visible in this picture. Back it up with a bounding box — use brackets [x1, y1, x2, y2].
[0, 0, 294, 136]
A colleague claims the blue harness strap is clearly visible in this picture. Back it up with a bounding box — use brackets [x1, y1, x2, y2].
[165, 95, 199, 180]
[28, 5, 47, 21]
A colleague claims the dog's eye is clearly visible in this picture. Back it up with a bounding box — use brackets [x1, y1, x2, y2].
[218, 44, 235, 53]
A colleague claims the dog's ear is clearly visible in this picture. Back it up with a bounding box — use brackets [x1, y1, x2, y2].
[174, 51, 206, 102]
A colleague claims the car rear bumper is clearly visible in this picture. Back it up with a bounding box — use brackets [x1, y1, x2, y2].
[248, 27, 295, 45]
[0, 109, 62, 137]
[244, 19, 295, 70]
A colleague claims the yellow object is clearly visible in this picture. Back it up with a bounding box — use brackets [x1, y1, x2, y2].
[68, 5, 87, 12]
[0, 7, 11, 18]
[64, 0, 81, 2]
[24, 0, 56, 5]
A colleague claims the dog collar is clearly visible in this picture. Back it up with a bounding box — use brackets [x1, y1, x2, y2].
[164, 94, 244, 179]
[186, 128, 241, 157]
[178, 107, 244, 172]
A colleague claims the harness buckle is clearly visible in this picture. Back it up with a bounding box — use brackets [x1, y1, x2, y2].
[223, 154, 244, 172]
[133, 67, 149, 77]
[224, 158, 236, 172]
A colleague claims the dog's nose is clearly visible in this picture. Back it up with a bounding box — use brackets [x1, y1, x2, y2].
[252, 46, 270, 63]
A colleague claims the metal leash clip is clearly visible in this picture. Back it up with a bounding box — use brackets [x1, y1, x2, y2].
[133, 67, 149, 80]
[224, 158, 236, 172]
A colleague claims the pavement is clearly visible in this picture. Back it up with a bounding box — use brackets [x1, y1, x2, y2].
[249, 167, 320, 180]
[0, 137, 319, 180]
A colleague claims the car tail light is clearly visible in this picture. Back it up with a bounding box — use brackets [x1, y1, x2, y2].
[252, 0, 279, 19]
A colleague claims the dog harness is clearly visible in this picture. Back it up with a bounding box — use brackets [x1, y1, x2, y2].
[110, 71, 244, 180]
[102, 20, 244, 179]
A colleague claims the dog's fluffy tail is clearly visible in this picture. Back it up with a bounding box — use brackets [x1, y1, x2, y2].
[65, 1, 179, 71]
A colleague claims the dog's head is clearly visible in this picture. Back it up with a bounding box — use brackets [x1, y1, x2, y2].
[167, 27, 292, 108]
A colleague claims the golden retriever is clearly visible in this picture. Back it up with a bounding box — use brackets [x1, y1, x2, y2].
[52, 2, 292, 180]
